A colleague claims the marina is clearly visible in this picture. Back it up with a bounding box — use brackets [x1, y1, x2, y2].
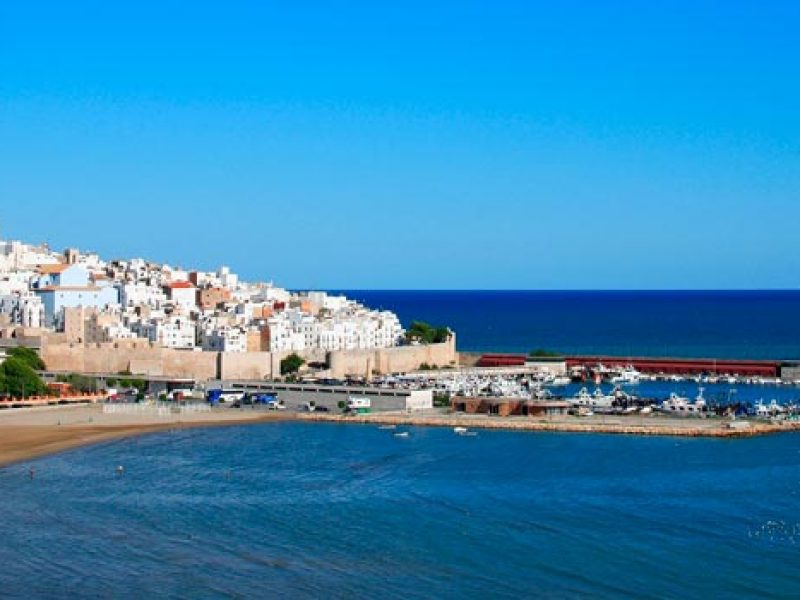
[369, 363, 800, 421]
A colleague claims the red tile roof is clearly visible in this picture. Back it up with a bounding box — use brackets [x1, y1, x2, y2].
[36, 263, 69, 275]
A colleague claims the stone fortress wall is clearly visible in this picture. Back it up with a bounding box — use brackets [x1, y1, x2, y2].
[38, 334, 457, 381]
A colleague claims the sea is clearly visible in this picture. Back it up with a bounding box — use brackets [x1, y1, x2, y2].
[1, 423, 799, 599]
[2, 290, 800, 598]
[336, 290, 800, 359]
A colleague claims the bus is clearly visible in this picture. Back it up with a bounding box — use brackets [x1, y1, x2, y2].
[206, 389, 246, 404]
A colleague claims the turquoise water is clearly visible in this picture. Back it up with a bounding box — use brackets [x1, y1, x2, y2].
[1, 422, 799, 598]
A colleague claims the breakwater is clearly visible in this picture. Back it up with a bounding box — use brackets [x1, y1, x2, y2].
[300, 412, 800, 438]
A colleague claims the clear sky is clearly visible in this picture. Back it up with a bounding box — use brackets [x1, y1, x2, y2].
[1, 1, 798, 289]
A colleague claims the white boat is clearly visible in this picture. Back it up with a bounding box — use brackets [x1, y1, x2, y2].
[550, 376, 571, 387]
[610, 365, 641, 385]
[569, 387, 614, 409]
[657, 390, 707, 416]
[378, 424, 397, 430]
[393, 431, 410, 438]
[754, 399, 786, 419]
[453, 426, 468, 434]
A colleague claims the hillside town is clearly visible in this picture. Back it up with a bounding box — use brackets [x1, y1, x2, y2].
[0, 239, 406, 354]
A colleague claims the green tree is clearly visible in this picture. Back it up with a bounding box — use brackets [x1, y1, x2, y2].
[528, 348, 562, 358]
[433, 394, 451, 407]
[0, 357, 48, 398]
[280, 353, 305, 375]
[57, 373, 99, 393]
[406, 321, 451, 344]
[7, 347, 46, 371]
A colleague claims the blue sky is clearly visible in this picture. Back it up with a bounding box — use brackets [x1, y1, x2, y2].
[1, 1, 798, 289]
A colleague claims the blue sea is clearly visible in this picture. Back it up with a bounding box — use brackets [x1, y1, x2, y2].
[3, 291, 800, 598]
[337, 290, 800, 359]
[1, 422, 799, 599]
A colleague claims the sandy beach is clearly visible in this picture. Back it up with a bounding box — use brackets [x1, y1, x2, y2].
[0, 404, 287, 467]
[2, 404, 798, 467]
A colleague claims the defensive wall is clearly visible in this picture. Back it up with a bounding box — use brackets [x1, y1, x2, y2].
[328, 334, 457, 378]
[38, 335, 457, 381]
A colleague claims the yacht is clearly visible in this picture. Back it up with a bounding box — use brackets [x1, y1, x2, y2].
[610, 365, 641, 385]
[657, 390, 708, 416]
[754, 399, 786, 419]
[569, 387, 614, 409]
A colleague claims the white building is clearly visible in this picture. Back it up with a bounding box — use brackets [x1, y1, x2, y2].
[0, 240, 61, 272]
[218, 266, 238, 289]
[200, 325, 247, 353]
[34, 264, 120, 327]
[0, 292, 45, 328]
[163, 281, 197, 310]
[266, 317, 307, 352]
[121, 283, 168, 309]
[132, 316, 196, 349]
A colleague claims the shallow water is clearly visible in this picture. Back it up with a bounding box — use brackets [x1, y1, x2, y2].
[1, 422, 799, 598]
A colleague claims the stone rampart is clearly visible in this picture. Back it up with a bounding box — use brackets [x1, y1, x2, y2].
[219, 351, 272, 380]
[327, 335, 457, 378]
[39, 335, 458, 381]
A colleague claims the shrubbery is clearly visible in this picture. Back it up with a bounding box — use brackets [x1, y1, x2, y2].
[280, 353, 305, 375]
[406, 321, 450, 344]
[528, 348, 562, 358]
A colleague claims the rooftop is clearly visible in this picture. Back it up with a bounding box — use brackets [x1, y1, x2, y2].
[36, 263, 69, 275]
[166, 281, 195, 289]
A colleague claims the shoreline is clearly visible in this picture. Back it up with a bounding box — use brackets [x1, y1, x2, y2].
[0, 405, 290, 468]
[1, 405, 798, 468]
